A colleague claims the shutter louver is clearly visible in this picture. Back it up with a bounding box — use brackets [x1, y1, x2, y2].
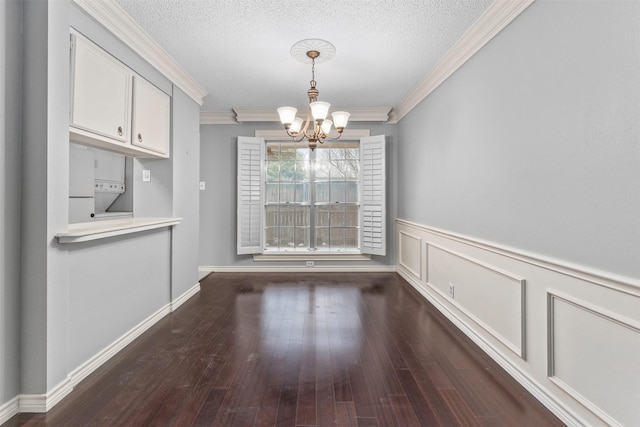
[237, 136, 264, 254]
[360, 135, 386, 256]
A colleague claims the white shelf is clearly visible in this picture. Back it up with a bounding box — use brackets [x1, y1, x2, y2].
[56, 217, 181, 243]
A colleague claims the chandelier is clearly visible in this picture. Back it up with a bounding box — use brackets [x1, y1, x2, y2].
[277, 39, 350, 151]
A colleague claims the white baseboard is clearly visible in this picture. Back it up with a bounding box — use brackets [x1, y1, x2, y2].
[199, 265, 397, 274]
[396, 265, 584, 426]
[0, 396, 19, 425]
[10, 284, 201, 415]
[66, 305, 172, 391]
[171, 282, 200, 312]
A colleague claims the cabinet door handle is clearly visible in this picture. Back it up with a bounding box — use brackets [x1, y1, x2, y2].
[138, 133, 143, 143]
[117, 126, 123, 136]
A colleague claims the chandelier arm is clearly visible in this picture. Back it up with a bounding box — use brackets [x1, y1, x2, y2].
[301, 107, 314, 140]
[318, 127, 343, 141]
[323, 133, 343, 141]
[292, 132, 307, 143]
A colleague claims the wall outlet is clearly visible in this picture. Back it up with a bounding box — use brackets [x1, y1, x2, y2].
[306, 261, 314, 267]
[199, 181, 206, 190]
[142, 169, 151, 182]
[449, 283, 455, 299]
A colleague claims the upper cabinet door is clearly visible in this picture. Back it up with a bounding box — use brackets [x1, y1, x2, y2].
[131, 76, 170, 157]
[70, 33, 131, 144]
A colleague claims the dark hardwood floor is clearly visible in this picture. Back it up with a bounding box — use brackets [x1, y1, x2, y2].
[5, 272, 564, 426]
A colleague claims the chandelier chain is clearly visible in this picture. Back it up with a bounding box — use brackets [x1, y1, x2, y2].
[310, 57, 316, 89]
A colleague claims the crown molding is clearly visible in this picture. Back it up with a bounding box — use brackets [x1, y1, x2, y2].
[255, 129, 370, 140]
[72, 0, 207, 106]
[388, 0, 535, 124]
[231, 107, 391, 124]
[233, 109, 279, 122]
[200, 111, 237, 125]
[344, 107, 392, 122]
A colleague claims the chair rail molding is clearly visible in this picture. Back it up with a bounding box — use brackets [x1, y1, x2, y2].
[395, 219, 640, 296]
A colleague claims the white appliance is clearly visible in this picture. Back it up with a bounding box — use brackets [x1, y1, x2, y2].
[69, 143, 128, 223]
[93, 149, 126, 218]
[69, 144, 95, 223]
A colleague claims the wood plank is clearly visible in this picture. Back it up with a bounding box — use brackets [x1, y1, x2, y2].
[7, 272, 564, 427]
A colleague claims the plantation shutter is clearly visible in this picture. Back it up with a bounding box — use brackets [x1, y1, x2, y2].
[360, 135, 386, 256]
[237, 136, 264, 254]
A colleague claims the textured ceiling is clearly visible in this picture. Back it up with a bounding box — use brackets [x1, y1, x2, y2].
[115, 0, 493, 113]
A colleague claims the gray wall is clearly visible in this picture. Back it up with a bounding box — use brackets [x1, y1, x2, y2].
[199, 122, 398, 269]
[1, 0, 202, 409]
[67, 231, 171, 369]
[0, 0, 22, 405]
[171, 86, 201, 297]
[397, 0, 640, 280]
[21, 0, 71, 394]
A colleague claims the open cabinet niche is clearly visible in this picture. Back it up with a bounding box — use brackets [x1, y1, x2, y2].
[69, 142, 133, 224]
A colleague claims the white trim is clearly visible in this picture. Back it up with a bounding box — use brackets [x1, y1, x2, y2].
[17, 394, 48, 414]
[396, 218, 640, 296]
[65, 304, 171, 391]
[199, 265, 396, 274]
[233, 107, 391, 123]
[56, 217, 181, 244]
[428, 241, 526, 283]
[254, 253, 371, 262]
[72, 0, 207, 106]
[398, 230, 422, 280]
[12, 284, 200, 414]
[340, 107, 391, 122]
[18, 377, 74, 413]
[389, 0, 535, 123]
[0, 397, 19, 425]
[234, 109, 279, 122]
[396, 265, 584, 426]
[170, 282, 201, 312]
[547, 291, 640, 427]
[426, 241, 526, 358]
[200, 111, 237, 125]
[255, 128, 370, 140]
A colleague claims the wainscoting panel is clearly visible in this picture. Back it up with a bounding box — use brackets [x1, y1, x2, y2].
[398, 230, 422, 280]
[548, 293, 640, 426]
[427, 243, 525, 358]
[395, 218, 640, 427]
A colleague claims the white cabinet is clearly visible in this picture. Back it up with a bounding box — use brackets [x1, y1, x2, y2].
[69, 32, 170, 158]
[70, 36, 131, 145]
[132, 76, 170, 155]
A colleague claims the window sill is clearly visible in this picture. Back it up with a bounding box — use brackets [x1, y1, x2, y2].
[253, 251, 371, 262]
[56, 216, 182, 244]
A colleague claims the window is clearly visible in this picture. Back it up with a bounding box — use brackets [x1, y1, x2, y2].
[237, 135, 385, 257]
[265, 141, 360, 251]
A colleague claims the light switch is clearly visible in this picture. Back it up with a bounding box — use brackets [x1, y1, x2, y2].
[199, 181, 206, 190]
[142, 169, 151, 182]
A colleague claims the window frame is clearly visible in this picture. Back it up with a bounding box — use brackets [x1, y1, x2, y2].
[237, 129, 385, 259]
[264, 140, 362, 253]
